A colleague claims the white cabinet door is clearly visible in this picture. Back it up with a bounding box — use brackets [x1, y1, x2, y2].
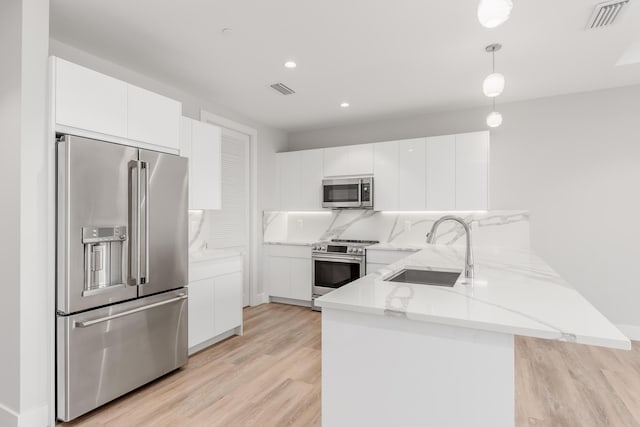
[181, 117, 222, 210]
[455, 131, 489, 210]
[299, 149, 324, 210]
[324, 145, 373, 177]
[289, 258, 312, 301]
[127, 84, 181, 151]
[277, 152, 302, 211]
[348, 144, 374, 176]
[266, 256, 291, 299]
[188, 278, 215, 349]
[54, 58, 128, 138]
[398, 138, 426, 210]
[426, 135, 456, 210]
[214, 271, 243, 335]
[191, 120, 222, 210]
[373, 141, 399, 211]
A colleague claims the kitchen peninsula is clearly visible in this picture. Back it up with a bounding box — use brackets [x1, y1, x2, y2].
[316, 245, 630, 427]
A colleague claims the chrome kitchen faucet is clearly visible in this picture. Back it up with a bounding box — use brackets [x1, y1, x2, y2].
[426, 215, 474, 283]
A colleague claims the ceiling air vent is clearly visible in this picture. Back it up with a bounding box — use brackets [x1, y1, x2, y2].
[587, 0, 630, 29]
[270, 82, 296, 95]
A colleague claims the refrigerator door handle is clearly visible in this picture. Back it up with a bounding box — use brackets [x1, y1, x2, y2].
[74, 293, 187, 328]
[129, 160, 141, 286]
[141, 161, 150, 285]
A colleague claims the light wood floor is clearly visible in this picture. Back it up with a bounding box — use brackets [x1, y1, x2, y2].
[62, 303, 640, 427]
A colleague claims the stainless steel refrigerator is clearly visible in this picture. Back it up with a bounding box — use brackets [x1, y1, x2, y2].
[56, 134, 189, 422]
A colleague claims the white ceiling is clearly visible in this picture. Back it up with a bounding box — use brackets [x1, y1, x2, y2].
[50, 0, 640, 132]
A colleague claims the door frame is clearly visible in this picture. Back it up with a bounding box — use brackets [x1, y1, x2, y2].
[200, 110, 263, 306]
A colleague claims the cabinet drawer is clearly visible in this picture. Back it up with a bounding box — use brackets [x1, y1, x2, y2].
[267, 244, 311, 259]
[189, 256, 243, 282]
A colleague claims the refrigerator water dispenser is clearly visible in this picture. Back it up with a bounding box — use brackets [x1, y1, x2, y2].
[82, 226, 128, 295]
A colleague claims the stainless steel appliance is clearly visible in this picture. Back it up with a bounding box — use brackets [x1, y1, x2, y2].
[56, 134, 189, 422]
[311, 239, 379, 310]
[322, 177, 374, 209]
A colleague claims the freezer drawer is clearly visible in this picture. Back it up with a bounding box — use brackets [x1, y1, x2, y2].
[57, 289, 188, 422]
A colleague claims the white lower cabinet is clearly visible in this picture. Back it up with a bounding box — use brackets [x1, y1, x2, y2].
[264, 245, 312, 304]
[188, 277, 216, 349]
[188, 255, 243, 354]
[213, 271, 243, 335]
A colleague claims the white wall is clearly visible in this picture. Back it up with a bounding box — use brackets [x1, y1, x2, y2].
[288, 85, 640, 332]
[0, 0, 51, 426]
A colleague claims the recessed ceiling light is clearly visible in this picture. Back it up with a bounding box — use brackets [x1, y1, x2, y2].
[340, 102, 350, 108]
[284, 61, 297, 69]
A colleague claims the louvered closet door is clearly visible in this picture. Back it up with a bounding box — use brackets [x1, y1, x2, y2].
[208, 128, 251, 306]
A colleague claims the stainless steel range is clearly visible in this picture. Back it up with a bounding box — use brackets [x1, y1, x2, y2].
[311, 239, 379, 311]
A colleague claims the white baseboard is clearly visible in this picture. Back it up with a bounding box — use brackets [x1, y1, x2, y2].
[616, 324, 640, 342]
[0, 403, 49, 427]
[252, 292, 269, 306]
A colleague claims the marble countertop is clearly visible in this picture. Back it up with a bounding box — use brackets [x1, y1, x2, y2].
[263, 240, 317, 246]
[368, 243, 426, 251]
[189, 248, 242, 263]
[315, 245, 630, 350]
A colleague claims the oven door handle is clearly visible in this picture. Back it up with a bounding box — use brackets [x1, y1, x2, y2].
[313, 255, 364, 263]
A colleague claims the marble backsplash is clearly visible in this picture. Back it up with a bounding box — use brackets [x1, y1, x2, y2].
[263, 210, 530, 249]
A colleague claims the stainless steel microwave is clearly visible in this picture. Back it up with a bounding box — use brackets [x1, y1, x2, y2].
[322, 177, 374, 209]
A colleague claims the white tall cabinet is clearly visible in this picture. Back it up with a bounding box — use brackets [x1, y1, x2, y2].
[180, 117, 222, 210]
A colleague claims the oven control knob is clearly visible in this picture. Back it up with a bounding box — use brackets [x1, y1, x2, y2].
[357, 248, 364, 254]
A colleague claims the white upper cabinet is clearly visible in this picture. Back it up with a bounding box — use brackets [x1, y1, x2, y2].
[398, 138, 426, 211]
[373, 141, 399, 211]
[276, 149, 323, 211]
[127, 85, 181, 151]
[426, 135, 456, 210]
[324, 144, 373, 177]
[277, 151, 302, 211]
[180, 117, 222, 210]
[52, 57, 182, 153]
[54, 57, 128, 138]
[455, 131, 489, 210]
[299, 149, 324, 210]
[275, 131, 489, 212]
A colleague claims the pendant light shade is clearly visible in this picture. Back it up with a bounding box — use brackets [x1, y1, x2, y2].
[478, 0, 513, 28]
[482, 72, 505, 97]
[486, 111, 503, 128]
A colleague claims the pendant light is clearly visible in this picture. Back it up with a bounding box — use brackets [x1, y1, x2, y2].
[484, 44, 504, 128]
[486, 99, 503, 128]
[478, 0, 513, 28]
[483, 43, 504, 97]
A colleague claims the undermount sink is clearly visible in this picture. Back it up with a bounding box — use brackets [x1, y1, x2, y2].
[385, 268, 461, 287]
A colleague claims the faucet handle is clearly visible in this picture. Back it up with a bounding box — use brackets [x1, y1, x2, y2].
[426, 232, 432, 243]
